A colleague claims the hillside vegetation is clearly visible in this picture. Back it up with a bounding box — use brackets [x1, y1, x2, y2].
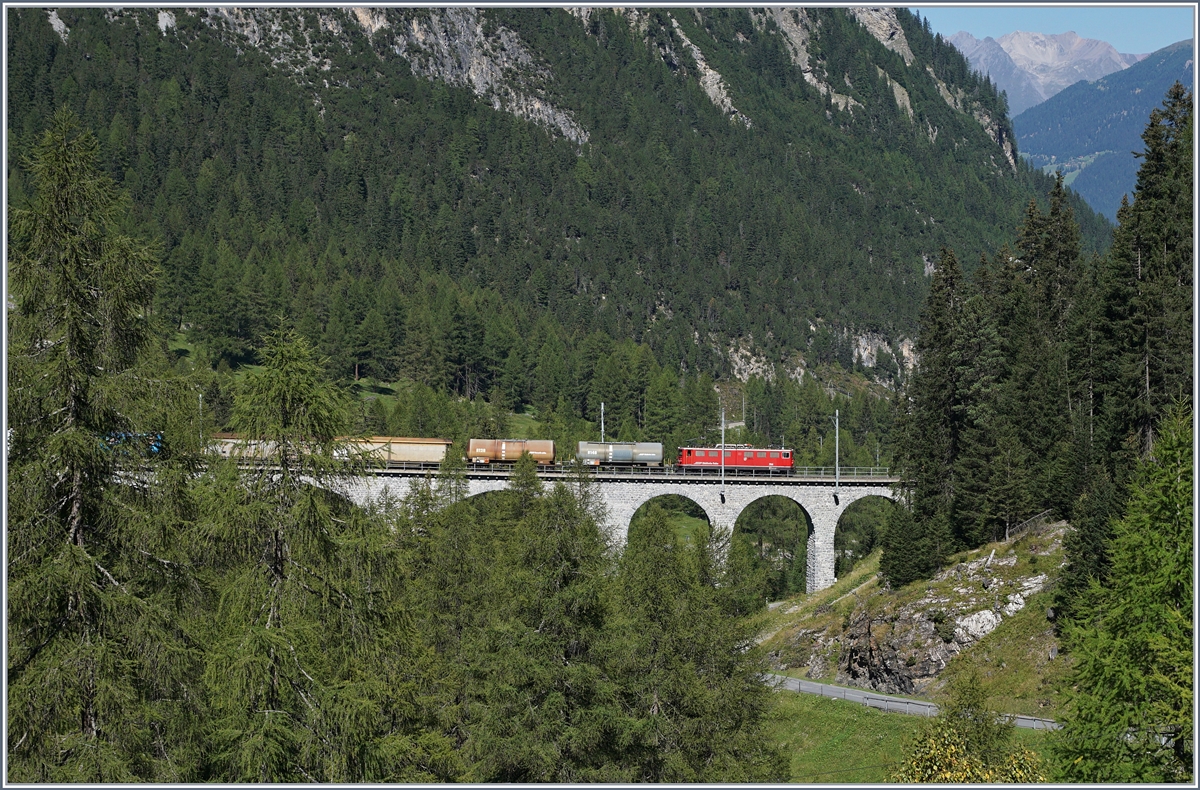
[7, 7, 1109, 393]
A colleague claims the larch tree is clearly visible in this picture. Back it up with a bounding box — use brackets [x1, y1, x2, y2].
[6, 107, 223, 777]
[5, 108, 208, 782]
[195, 328, 458, 782]
[1052, 406, 1192, 782]
[600, 506, 788, 782]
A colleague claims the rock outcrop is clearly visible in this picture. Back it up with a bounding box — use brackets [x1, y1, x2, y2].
[769, 525, 1065, 696]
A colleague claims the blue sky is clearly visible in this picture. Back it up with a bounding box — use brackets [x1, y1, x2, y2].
[912, 5, 1196, 55]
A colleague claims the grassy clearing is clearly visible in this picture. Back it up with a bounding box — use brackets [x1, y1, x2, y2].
[760, 549, 882, 655]
[765, 687, 1057, 783]
[666, 511, 710, 545]
[351, 380, 403, 412]
[938, 589, 1072, 719]
[931, 528, 1072, 718]
[506, 411, 541, 439]
[766, 691, 921, 783]
[167, 331, 196, 362]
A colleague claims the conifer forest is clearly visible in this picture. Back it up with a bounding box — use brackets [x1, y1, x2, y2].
[4, 7, 1193, 782]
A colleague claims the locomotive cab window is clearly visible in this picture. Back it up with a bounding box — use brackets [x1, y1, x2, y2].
[783, 452, 791, 458]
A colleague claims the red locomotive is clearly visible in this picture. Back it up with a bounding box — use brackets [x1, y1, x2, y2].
[676, 444, 794, 470]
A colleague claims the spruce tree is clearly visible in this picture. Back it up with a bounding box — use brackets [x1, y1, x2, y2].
[1058, 84, 1192, 621]
[890, 247, 963, 576]
[879, 499, 924, 588]
[1101, 83, 1193, 457]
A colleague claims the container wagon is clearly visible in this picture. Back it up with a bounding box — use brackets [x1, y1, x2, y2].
[576, 441, 664, 466]
[468, 438, 555, 464]
[214, 432, 278, 461]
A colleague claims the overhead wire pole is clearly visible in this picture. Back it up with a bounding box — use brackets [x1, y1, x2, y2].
[720, 406, 726, 503]
[834, 408, 840, 502]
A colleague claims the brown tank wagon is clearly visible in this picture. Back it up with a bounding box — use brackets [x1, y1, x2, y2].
[467, 438, 555, 464]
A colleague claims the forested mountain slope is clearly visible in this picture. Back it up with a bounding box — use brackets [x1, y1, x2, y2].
[7, 7, 1109, 390]
[1014, 38, 1194, 220]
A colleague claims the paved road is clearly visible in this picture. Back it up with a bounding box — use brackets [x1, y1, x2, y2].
[768, 673, 1060, 730]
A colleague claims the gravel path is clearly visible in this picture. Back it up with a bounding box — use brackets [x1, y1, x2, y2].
[768, 673, 1060, 730]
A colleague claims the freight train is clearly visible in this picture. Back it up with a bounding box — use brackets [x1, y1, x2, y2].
[213, 434, 794, 472]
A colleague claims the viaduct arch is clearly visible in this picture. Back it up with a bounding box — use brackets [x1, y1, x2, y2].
[343, 473, 896, 593]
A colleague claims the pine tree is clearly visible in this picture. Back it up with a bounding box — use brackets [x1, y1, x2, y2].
[1053, 406, 1192, 782]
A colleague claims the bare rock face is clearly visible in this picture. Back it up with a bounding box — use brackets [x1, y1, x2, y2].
[956, 609, 1001, 641]
[195, 7, 589, 144]
[755, 8, 861, 113]
[849, 7, 915, 66]
[384, 8, 590, 144]
[669, 15, 752, 128]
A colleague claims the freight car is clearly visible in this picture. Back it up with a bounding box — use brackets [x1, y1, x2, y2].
[676, 445, 794, 470]
[467, 438, 555, 464]
[214, 434, 453, 467]
[213, 432, 276, 461]
[575, 441, 664, 466]
[345, 436, 452, 465]
[103, 431, 163, 456]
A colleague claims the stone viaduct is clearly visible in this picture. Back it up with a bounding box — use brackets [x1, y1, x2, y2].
[344, 469, 897, 593]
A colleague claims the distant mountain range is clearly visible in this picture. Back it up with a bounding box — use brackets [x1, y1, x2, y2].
[950, 30, 1144, 115]
[1012, 38, 1194, 221]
